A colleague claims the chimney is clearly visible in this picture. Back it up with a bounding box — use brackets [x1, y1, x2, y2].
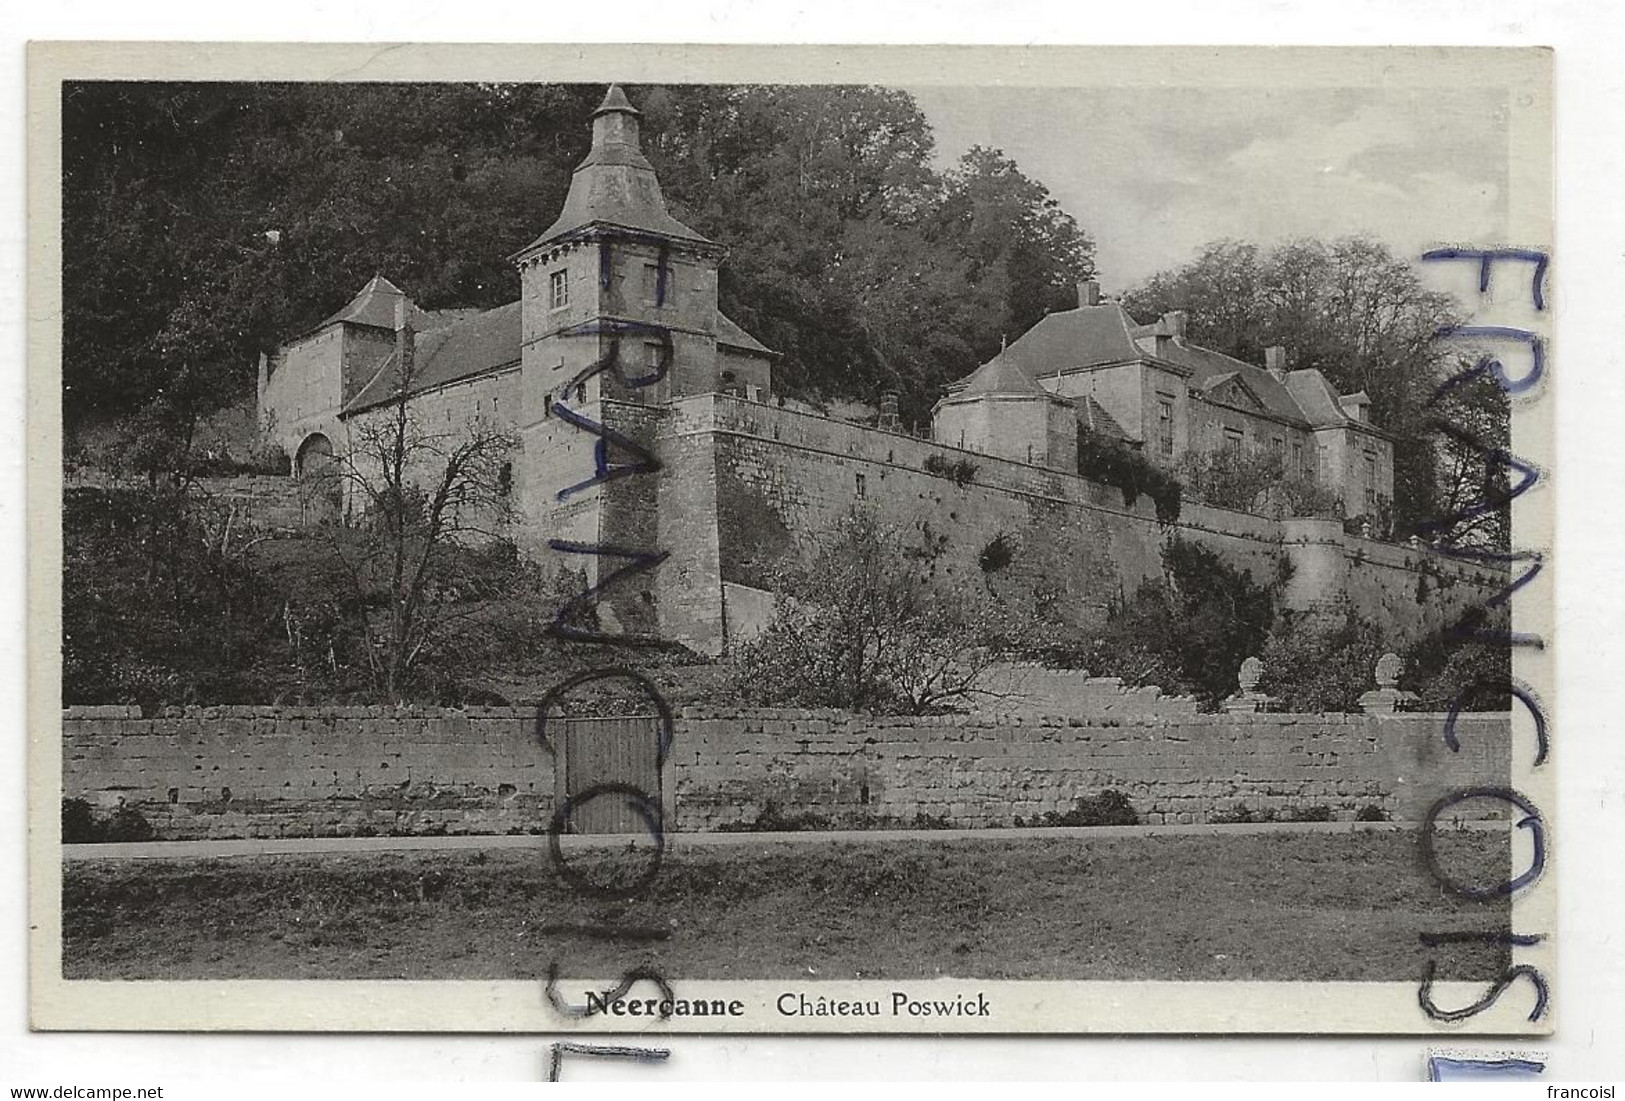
[879, 390, 901, 430]
[1078, 280, 1101, 308]
[1264, 346, 1287, 381]
[394, 296, 415, 389]
[1162, 310, 1188, 342]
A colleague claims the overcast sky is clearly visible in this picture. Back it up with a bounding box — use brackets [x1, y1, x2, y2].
[910, 85, 1512, 293]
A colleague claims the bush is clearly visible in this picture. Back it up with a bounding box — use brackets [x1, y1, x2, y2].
[729, 509, 1006, 714]
[1211, 804, 1275, 824]
[1049, 790, 1139, 826]
[923, 453, 979, 486]
[1356, 804, 1390, 822]
[1021, 791, 1139, 828]
[714, 801, 832, 833]
[1401, 606, 1513, 711]
[1077, 537, 1276, 707]
[1076, 428, 1182, 522]
[1259, 607, 1387, 712]
[62, 798, 155, 843]
[1283, 805, 1334, 823]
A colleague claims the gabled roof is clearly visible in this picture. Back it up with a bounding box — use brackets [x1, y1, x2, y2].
[305, 275, 435, 336]
[342, 301, 523, 415]
[716, 311, 776, 356]
[1146, 338, 1310, 425]
[336, 296, 774, 415]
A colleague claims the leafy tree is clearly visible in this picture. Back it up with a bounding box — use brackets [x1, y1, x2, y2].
[63, 82, 1095, 438]
[1425, 356, 1513, 550]
[730, 509, 1005, 714]
[1079, 538, 1277, 707]
[1176, 449, 1343, 519]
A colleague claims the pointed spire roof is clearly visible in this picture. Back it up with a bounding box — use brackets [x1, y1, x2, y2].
[305, 274, 432, 335]
[518, 84, 713, 254]
[595, 83, 638, 116]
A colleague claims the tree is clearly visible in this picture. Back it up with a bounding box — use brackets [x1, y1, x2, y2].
[314, 356, 519, 701]
[1080, 538, 1278, 707]
[731, 509, 1005, 714]
[1426, 354, 1513, 550]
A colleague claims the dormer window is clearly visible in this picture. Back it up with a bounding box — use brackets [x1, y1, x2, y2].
[549, 269, 570, 310]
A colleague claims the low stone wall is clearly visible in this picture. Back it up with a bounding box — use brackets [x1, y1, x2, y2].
[672, 708, 1509, 829]
[62, 706, 548, 840]
[62, 704, 1510, 840]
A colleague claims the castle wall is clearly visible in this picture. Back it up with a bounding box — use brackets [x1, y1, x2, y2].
[657, 393, 1505, 653]
[260, 327, 346, 457]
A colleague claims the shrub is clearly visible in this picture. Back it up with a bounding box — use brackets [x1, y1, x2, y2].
[62, 798, 155, 843]
[714, 801, 832, 833]
[978, 533, 1015, 573]
[1078, 537, 1276, 707]
[1211, 804, 1275, 824]
[1401, 606, 1513, 711]
[1283, 805, 1334, 823]
[62, 798, 101, 844]
[1355, 804, 1390, 822]
[1259, 607, 1387, 712]
[1076, 428, 1182, 522]
[1037, 790, 1139, 827]
[729, 509, 1007, 714]
[924, 453, 978, 486]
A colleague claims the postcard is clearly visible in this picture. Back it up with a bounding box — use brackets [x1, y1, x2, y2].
[28, 42, 1554, 1034]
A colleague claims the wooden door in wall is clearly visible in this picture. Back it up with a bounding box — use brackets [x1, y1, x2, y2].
[558, 715, 662, 834]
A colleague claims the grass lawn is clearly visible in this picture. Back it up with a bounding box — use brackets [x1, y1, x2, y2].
[62, 830, 1511, 982]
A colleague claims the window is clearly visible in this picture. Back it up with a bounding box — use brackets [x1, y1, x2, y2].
[1364, 450, 1378, 506]
[549, 269, 569, 310]
[1292, 440, 1303, 474]
[643, 341, 665, 377]
[642, 262, 673, 306]
[498, 462, 513, 497]
[1270, 436, 1284, 466]
[1223, 427, 1244, 455]
[855, 473, 867, 497]
[1157, 398, 1175, 456]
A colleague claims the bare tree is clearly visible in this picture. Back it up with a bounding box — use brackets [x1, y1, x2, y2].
[732, 508, 1005, 715]
[312, 347, 518, 700]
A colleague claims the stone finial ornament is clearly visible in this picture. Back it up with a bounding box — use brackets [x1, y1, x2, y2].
[1359, 652, 1417, 714]
[1224, 656, 1273, 713]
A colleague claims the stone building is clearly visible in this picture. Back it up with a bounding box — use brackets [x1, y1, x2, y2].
[932, 287, 1395, 517]
[258, 84, 1496, 656]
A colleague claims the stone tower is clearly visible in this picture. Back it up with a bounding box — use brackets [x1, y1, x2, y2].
[509, 85, 730, 641]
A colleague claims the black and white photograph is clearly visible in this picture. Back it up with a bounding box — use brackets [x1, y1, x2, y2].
[29, 44, 1554, 1034]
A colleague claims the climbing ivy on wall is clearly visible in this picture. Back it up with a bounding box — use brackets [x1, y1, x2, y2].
[1075, 428, 1183, 523]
